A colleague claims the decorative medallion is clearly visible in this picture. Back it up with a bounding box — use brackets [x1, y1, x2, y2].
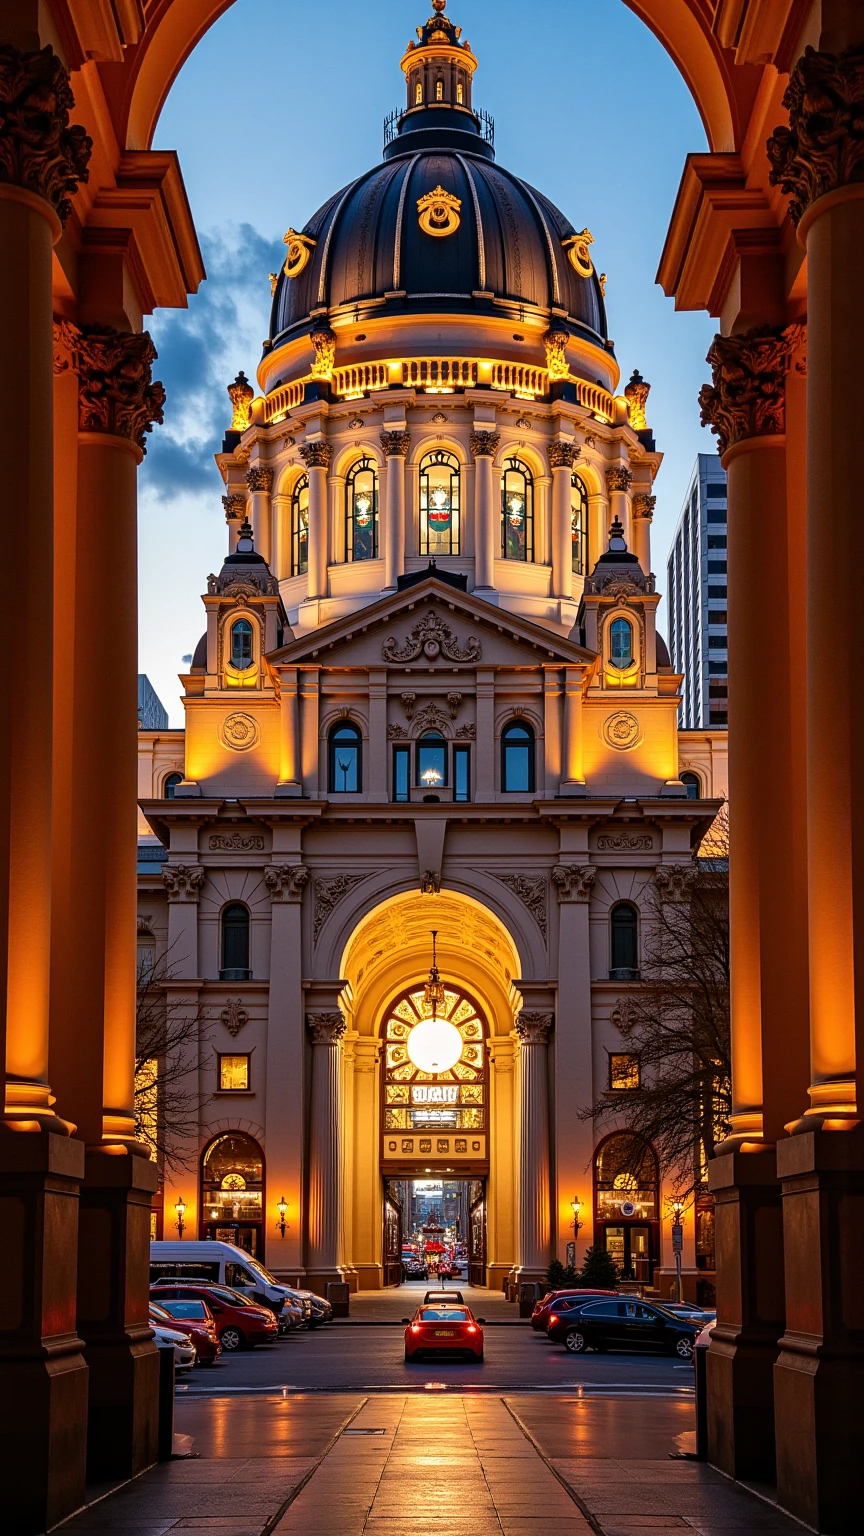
[282, 227, 316, 277]
[562, 228, 595, 277]
[220, 712, 259, 752]
[348, 416, 365, 429]
[417, 184, 462, 237]
[220, 997, 248, 1039]
[431, 411, 449, 423]
[382, 610, 481, 663]
[602, 711, 641, 751]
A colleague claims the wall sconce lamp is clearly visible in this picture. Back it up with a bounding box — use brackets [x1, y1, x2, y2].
[276, 1195, 289, 1238]
[175, 1196, 186, 1238]
[571, 1194, 583, 1237]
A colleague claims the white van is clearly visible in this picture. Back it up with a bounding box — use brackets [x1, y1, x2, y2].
[150, 1240, 294, 1317]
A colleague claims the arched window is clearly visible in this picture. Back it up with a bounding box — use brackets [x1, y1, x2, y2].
[345, 457, 378, 562]
[501, 458, 534, 561]
[594, 1132, 659, 1280]
[201, 1132, 264, 1254]
[501, 720, 535, 792]
[435, 77, 444, 101]
[415, 79, 423, 104]
[610, 902, 639, 978]
[416, 731, 447, 791]
[609, 616, 633, 669]
[221, 903, 251, 979]
[456, 81, 464, 104]
[164, 772, 182, 800]
[291, 474, 309, 576]
[329, 721, 362, 793]
[419, 449, 460, 556]
[681, 771, 701, 799]
[571, 474, 589, 575]
[230, 618, 254, 670]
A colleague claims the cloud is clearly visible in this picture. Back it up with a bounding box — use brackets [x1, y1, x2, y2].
[139, 223, 283, 502]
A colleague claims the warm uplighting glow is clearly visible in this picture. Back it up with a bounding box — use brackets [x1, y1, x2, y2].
[406, 1016, 463, 1075]
[175, 1196, 187, 1237]
[276, 1194, 289, 1237]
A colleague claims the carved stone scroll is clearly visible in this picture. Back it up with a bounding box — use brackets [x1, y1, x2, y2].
[595, 833, 653, 852]
[382, 610, 481, 663]
[220, 998, 248, 1038]
[767, 45, 864, 226]
[0, 45, 91, 223]
[210, 834, 264, 851]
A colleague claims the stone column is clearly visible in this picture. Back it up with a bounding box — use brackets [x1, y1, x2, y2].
[588, 491, 607, 567]
[300, 441, 332, 601]
[471, 430, 500, 593]
[605, 465, 632, 546]
[631, 492, 655, 574]
[699, 325, 810, 1482]
[487, 1036, 517, 1289]
[351, 1040, 383, 1289]
[549, 441, 579, 600]
[514, 1011, 552, 1280]
[276, 667, 302, 796]
[271, 493, 290, 579]
[263, 865, 307, 1278]
[159, 864, 205, 1226]
[767, 48, 864, 1530]
[0, 47, 91, 1528]
[306, 1011, 345, 1287]
[381, 430, 410, 590]
[246, 465, 273, 565]
[560, 666, 586, 793]
[223, 491, 246, 555]
[339, 1029, 357, 1286]
[552, 867, 595, 1265]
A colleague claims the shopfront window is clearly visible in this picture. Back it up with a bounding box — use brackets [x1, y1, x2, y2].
[594, 1134, 658, 1223]
[201, 1132, 264, 1254]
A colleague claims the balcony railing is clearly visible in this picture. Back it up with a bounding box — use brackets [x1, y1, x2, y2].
[383, 105, 494, 149]
[261, 361, 617, 421]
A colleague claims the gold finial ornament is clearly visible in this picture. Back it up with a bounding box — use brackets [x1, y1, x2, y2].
[544, 328, 570, 382]
[282, 228, 317, 278]
[562, 229, 595, 278]
[310, 325, 336, 380]
[268, 272, 278, 295]
[417, 184, 462, 237]
[227, 370, 254, 431]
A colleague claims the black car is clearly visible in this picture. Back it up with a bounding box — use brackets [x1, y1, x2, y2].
[547, 1297, 699, 1360]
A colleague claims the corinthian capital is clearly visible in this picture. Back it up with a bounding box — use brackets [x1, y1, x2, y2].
[53, 318, 80, 374]
[380, 430, 411, 457]
[698, 326, 801, 454]
[632, 493, 656, 521]
[162, 864, 205, 903]
[470, 429, 500, 458]
[548, 440, 580, 470]
[307, 1011, 346, 1045]
[0, 46, 91, 224]
[300, 440, 333, 470]
[264, 864, 309, 903]
[606, 466, 632, 494]
[75, 327, 166, 453]
[515, 1010, 553, 1044]
[767, 45, 864, 226]
[246, 465, 273, 494]
[222, 492, 246, 520]
[552, 864, 595, 903]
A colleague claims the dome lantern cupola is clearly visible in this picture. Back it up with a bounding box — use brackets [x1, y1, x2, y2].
[385, 0, 492, 161]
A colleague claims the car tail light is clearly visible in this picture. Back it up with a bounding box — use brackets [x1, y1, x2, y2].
[411, 1324, 420, 1333]
[549, 1314, 558, 1324]
[467, 1324, 477, 1333]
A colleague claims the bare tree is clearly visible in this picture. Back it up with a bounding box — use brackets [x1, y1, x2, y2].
[135, 952, 211, 1172]
[582, 803, 731, 1199]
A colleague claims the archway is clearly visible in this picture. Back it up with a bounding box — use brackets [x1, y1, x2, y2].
[200, 1130, 265, 1257]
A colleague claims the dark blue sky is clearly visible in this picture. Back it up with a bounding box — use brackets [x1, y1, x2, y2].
[139, 0, 716, 722]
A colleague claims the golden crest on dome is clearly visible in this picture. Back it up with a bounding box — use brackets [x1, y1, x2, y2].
[282, 228, 316, 278]
[562, 228, 595, 278]
[417, 185, 462, 237]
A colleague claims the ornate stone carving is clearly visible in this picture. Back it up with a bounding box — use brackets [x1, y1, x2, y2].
[0, 46, 91, 223]
[300, 440, 333, 470]
[499, 874, 547, 939]
[417, 184, 461, 237]
[382, 610, 481, 663]
[401, 692, 417, 718]
[698, 326, 802, 454]
[561, 229, 595, 276]
[606, 465, 632, 494]
[603, 711, 641, 750]
[632, 493, 656, 520]
[246, 465, 273, 494]
[767, 46, 864, 226]
[380, 430, 411, 457]
[162, 864, 205, 902]
[282, 227, 316, 277]
[387, 723, 409, 740]
[220, 712, 260, 752]
[220, 997, 248, 1038]
[420, 870, 441, 895]
[552, 864, 596, 903]
[431, 411, 449, 423]
[548, 440, 580, 470]
[624, 370, 650, 430]
[310, 325, 336, 379]
[53, 318, 79, 373]
[222, 492, 246, 520]
[210, 833, 264, 851]
[307, 1011, 346, 1045]
[596, 832, 653, 851]
[412, 702, 452, 736]
[227, 370, 253, 430]
[469, 429, 500, 458]
[543, 327, 570, 381]
[264, 864, 309, 902]
[654, 863, 697, 902]
[75, 327, 165, 452]
[313, 873, 368, 943]
[515, 1011, 553, 1044]
[446, 692, 463, 717]
[454, 723, 476, 740]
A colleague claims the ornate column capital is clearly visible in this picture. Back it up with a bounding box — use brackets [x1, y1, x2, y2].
[380, 429, 411, 457]
[548, 440, 580, 470]
[698, 325, 803, 454]
[654, 862, 697, 903]
[74, 327, 165, 453]
[543, 327, 570, 381]
[552, 863, 596, 902]
[624, 369, 650, 430]
[470, 429, 500, 458]
[0, 46, 91, 224]
[264, 863, 309, 903]
[246, 465, 273, 494]
[767, 45, 864, 227]
[310, 324, 336, 379]
[162, 864, 205, 903]
[606, 465, 632, 494]
[300, 440, 333, 470]
[515, 1010, 553, 1044]
[53, 318, 80, 374]
[307, 1011, 346, 1045]
[227, 370, 253, 430]
[222, 492, 246, 520]
[632, 492, 656, 520]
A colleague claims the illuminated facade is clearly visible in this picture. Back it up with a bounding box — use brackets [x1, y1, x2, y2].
[138, 3, 727, 1301]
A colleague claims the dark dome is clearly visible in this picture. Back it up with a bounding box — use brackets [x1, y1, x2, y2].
[267, 149, 608, 352]
[191, 632, 207, 671]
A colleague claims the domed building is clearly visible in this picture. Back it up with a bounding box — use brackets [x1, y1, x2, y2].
[138, 3, 725, 1302]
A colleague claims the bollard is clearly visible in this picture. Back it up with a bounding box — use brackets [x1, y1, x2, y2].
[694, 1332, 709, 1461]
[326, 1281, 350, 1317]
[518, 1281, 540, 1318]
[157, 1345, 176, 1461]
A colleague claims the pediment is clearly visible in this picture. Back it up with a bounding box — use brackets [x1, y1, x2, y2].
[268, 578, 596, 671]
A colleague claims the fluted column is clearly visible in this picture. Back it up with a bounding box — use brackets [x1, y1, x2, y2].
[300, 441, 332, 600]
[560, 665, 586, 792]
[514, 1011, 552, 1278]
[276, 666, 302, 795]
[306, 1011, 345, 1284]
[222, 491, 246, 554]
[552, 867, 595, 1264]
[381, 430, 410, 589]
[605, 465, 632, 546]
[631, 492, 655, 574]
[263, 865, 307, 1277]
[588, 491, 607, 566]
[487, 1036, 517, 1289]
[246, 465, 273, 565]
[549, 441, 579, 600]
[471, 429, 499, 592]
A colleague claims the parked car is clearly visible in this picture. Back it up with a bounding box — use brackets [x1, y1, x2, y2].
[150, 1317, 197, 1371]
[404, 1301, 485, 1362]
[531, 1288, 619, 1332]
[547, 1297, 700, 1359]
[150, 1240, 291, 1319]
[151, 1298, 221, 1364]
[150, 1282, 278, 1351]
[659, 1301, 716, 1326]
[290, 1287, 333, 1326]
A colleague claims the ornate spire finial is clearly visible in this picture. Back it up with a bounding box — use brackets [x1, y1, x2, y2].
[608, 517, 627, 551]
[227, 370, 253, 431]
[236, 517, 255, 552]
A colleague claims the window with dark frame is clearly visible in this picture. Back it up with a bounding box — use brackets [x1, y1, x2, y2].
[229, 618, 253, 669]
[609, 1053, 641, 1091]
[291, 474, 309, 575]
[219, 1054, 250, 1092]
[571, 473, 588, 575]
[417, 731, 447, 791]
[609, 617, 633, 669]
[164, 772, 182, 800]
[221, 904, 250, 979]
[454, 745, 470, 803]
[328, 721, 362, 793]
[419, 449, 460, 556]
[501, 458, 534, 561]
[392, 744, 410, 803]
[501, 720, 535, 792]
[609, 902, 639, 977]
[345, 457, 378, 562]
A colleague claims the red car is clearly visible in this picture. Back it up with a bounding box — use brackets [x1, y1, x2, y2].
[531, 1289, 618, 1332]
[150, 1282, 278, 1351]
[151, 1298, 221, 1364]
[403, 1300, 485, 1362]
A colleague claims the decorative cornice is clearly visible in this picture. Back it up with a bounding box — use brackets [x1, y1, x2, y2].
[515, 1011, 553, 1045]
[470, 429, 500, 458]
[313, 872, 367, 943]
[300, 440, 333, 470]
[0, 46, 91, 224]
[227, 371, 253, 431]
[552, 864, 596, 903]
[246, 465, 273, 494]
[548, 440, 580, 470]
[264, 864, 309, 903]
[624, 370, 650, 430]
[543, 327, 570, 381]
[380, 429, 411, 458]
[382, 610, 481, 663]
[307, 1011, 346, 1045]
[767, 46, 864, 227]
[222, 492, 246, 520]
[498, 873, 547, 939]
[606, 466, 632, 494]
[75, 327, 165, 452]
[654, 863, 697, 903]
[162, 864, 205, 903]
[310, 325, 336, 380]
[698, 325, 802, 454]
[632, 493, 656, 520]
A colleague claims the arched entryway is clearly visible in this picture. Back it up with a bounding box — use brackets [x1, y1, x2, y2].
[200, 1131, 265, 1256]
[594, 1132, 659, 1284]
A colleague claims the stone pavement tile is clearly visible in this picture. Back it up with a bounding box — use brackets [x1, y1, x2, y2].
[598, 1521, 691, 1531]
[496, 1522, 592, 1535]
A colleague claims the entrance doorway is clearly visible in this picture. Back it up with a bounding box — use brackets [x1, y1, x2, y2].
[384, 1177, 486, 1286]
[200, 1131, 264, 1256]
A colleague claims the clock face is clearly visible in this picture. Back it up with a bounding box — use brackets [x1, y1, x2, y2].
[383, 985, 487, 1134]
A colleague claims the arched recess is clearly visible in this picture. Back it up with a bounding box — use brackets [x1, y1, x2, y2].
[622, 2, 760, 153]
[200, 1129, 265, 1255]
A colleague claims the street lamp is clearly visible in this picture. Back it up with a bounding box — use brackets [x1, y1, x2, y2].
[276, 1195, 289, 1238]
[670, 1195, 685, 1303]
[570, 1195, 583, 1236]
[175, 1196, 186, 1238]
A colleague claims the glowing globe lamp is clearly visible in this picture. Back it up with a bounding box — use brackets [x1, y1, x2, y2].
[406, 1017, 462, 1075]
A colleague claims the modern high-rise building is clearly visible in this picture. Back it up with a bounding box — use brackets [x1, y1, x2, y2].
[667, 454, 728, 729]
[137, 674, 169, 731]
